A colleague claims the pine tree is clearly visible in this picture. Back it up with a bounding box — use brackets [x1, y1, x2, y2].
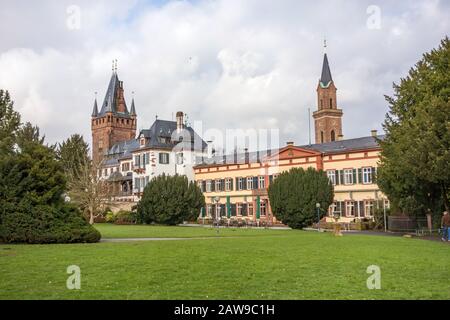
[378, 37, 450, 217]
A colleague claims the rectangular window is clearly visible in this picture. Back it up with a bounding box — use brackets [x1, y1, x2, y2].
[346, 201, 355, 217]
[134, 155, 140, 168]
[258, 176, 266, 189]
[134, 178, 140, 191]
[159, 153, 170, 164]
[327, 170, 336, 185]
[344, 169, 353, 185]
[225, 178, 232, 191]
[260, 201, 267, 216]
[365, 201, 374, 216]
[206, 180, 212, 193]
[238, 177, 244, 191]
[197, 180, 203, 192]
[215, 180, 222, 192]
[247, 177, 254, 190]
[363, 167, 373, 184]
[237, 203, 243, 216]
[121, 163, 130, 172]
[248, 203, 254, 217]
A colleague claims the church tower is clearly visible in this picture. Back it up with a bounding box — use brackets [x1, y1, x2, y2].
[313, 45, 343, 144]
[91, 63, 137, 163]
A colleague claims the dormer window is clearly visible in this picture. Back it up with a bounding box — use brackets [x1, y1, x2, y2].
[140, 138, 145, 146]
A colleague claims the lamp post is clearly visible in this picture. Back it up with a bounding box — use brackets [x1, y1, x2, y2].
[213, 196, 220, 234]
[316, 203, 321, 232]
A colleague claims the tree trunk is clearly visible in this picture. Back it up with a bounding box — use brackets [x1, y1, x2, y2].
[89, 206, 94, 225]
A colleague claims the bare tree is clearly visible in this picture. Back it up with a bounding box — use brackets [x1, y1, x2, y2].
[66, 156, 112, 225]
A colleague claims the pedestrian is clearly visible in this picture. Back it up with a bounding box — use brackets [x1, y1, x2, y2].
[441, 211, 450, 242]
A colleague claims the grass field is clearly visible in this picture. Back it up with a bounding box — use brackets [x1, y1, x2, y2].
[0, 224, 449, 300]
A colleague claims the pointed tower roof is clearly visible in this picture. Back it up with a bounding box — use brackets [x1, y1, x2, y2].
[320, 53, 333, 88]
[92, 96, 99, 117]
[130, 97, 137, 116]
[98, 67, 130, 117]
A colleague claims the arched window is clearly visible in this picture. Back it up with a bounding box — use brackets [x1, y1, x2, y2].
[320, 131, 324, 144]
[331, 130, 336, 142]
[330, 98, 333, 108]
[320, 99, 323, 109]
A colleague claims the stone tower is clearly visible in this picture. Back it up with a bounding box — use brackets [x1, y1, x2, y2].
[91, 68, 137, 163]
[312, 50, 343, 144]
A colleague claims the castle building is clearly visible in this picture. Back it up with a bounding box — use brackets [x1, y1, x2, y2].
[91, 68, 137, 164]
[92, 69, 207, 202]
[193, 50, 388, 225]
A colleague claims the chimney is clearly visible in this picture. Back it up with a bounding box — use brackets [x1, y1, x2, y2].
[286, 141, 294, 146]
[176, 111, 184, 131]
[337, 134, 344, 141]
[371, 130, 378, 137]
[207, 141, 214, 159]
[234, 148, 238, 164]
[244, 148, 249, 164]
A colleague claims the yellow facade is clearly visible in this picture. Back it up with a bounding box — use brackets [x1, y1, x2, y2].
[194, 141, 388, 225]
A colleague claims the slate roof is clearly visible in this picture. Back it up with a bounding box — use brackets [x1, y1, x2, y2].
[320, 53, 333, 88]
[91, 98, 98, 117]
[98, 72, 130, 117]
[102, 119, 207, 167]
[195, 135, 384, 168]
[138, 119, 207, 150]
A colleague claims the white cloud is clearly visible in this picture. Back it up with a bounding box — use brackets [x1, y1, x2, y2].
[0, 0, 448, 149]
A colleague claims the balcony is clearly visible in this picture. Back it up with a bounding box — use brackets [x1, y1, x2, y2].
[133, 165, 145, 174]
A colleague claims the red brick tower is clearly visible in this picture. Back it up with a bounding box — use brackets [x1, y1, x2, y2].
[91, 66, 137, 163]
[313, 46, 343, 144]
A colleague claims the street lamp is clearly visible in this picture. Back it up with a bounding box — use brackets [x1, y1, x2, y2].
[213, 196, 220, 234]
[316, 203, 321, 232]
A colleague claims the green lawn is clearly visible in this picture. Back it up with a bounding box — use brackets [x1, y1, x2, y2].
[0, 224, 449, 300]
[95, 223, 291, 239]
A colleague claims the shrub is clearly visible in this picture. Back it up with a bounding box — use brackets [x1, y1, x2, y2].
[137, 174, 205, 225]
[114, 210, 136, 225]
[105, 212, 115, 223]
[0, 202, 100, 244]
[268, 167, 334, 229]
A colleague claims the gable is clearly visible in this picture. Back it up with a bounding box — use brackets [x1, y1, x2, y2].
[268, 146, 321, 161]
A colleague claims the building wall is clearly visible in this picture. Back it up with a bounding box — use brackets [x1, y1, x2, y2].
[194, 146, 388, 224]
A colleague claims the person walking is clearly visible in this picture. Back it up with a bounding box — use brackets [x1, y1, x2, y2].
[441, 211, 450, 242]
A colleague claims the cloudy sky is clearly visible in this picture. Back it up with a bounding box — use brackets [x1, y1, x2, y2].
[0, 0, 448, 151]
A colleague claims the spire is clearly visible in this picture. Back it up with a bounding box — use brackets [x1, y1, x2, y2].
[91, 92, 99, 117]
[130, 91, 137, 116]
[319, 40, 333, 88]
[320, 53, 333, 88]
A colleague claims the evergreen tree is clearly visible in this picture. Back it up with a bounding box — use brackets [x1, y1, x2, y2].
[57, 134, 90, 181]
[0, 90, 20, 155]
[137, 174, 205, 225]
[0, 90, 100, 243]
[378, 37, 450, 217]
[268, 167, 334, 229]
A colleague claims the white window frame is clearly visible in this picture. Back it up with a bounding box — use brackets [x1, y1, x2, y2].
[237, 203, 243, 216]
[362, 167, 372, 184]
[238, 177, 244, 191]
[215, 180, 222, 192]
[345, 201, 355, 217]
[247, 177, 253, 190]
[225, 178, 232, 191]
[365, 200, 374, 217]
[159, 152, 170, 165]
[344, 169, 353, 185]
[258, 176, 266, 189]
[206, 180, 212, 193]
[327, 170, 336, 185]
[260, 201, 267, 216]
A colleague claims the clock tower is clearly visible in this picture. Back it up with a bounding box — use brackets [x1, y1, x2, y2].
[313, 45, 343, 144]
